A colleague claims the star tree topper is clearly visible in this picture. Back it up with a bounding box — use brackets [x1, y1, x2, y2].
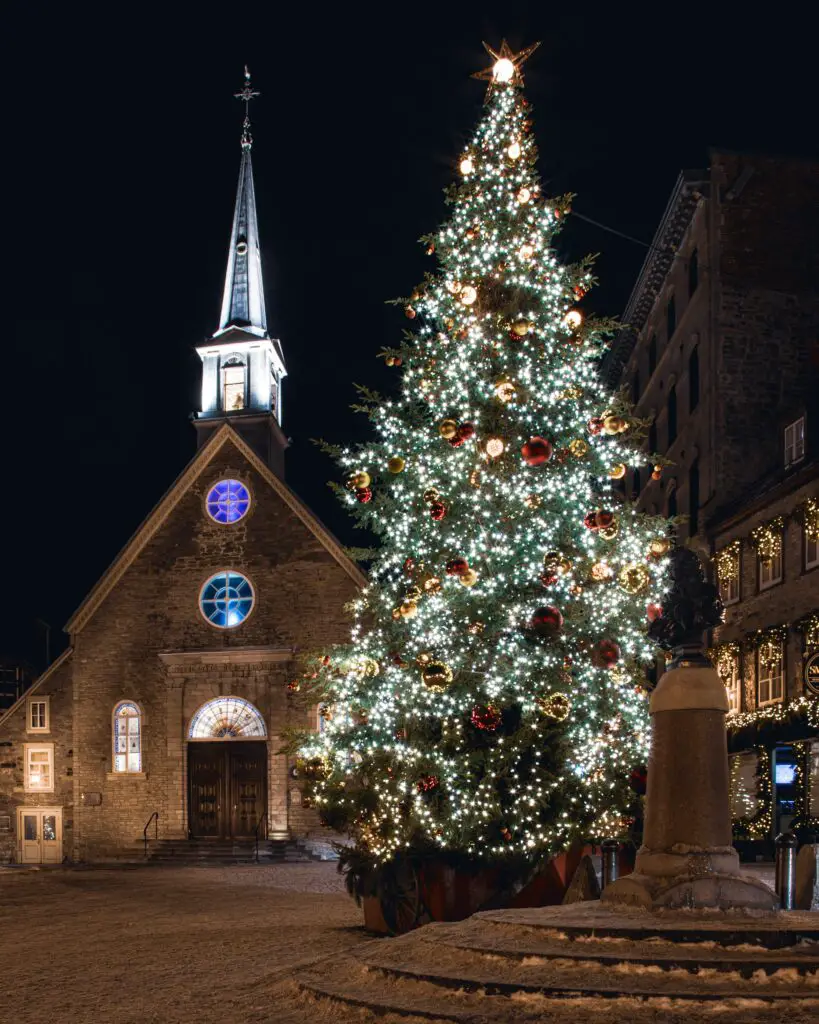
[472, 39, 541, 92]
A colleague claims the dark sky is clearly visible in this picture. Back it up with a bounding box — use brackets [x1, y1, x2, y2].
[4, 4, 817, 667]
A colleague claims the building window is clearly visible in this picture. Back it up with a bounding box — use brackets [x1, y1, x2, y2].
[667, 386, 677, 447]
[688, 461, 699, 536]
[666, 296, 676, 339]
[759, 549, 783, 590]
[757, 643, 784, 706]
[716, 648, 741, 714]
[648, 334, 657, 376]
[807, 531, 819, 571]
[689, 347, 699, 412]
[27, 698, 49, 733]
[222, 357, 246, 412]
[715, 542, 741, 605]
[189, 697, 266, 740]
[24, 743, 54, 792]
[205, 479, 251, 525]
[113, 702, 142, 773]
[199, 570, 255, 629]
[784, 417, 805, 467]
[688, 248, 699, 296]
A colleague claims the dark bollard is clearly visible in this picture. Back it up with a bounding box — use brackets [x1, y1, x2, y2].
[601, 839, 620, 890]
[775, 831, 798, 910]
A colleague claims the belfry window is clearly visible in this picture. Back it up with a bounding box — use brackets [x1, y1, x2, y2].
[222, 357, 246, 412]
[206, 480, 251, 524]
[113, 702, 142, 773]
[199, 571, 255, 628]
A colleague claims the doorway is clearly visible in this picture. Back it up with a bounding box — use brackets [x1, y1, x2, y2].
[18, 807, 62, 864]
[188, 741, 267, 839]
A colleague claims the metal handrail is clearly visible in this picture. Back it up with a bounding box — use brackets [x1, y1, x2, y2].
[254, 814, 267, 863]
[143, 811, 159, 858]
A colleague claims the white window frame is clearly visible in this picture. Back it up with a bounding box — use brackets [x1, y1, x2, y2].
[24, 743, 55, 793]
[717, 546, 741, 606]
[112, 702, 142, 774]
[784, 417, 805, 467]
[759, 548, 783, 590]
[26, 697, 50, 734]
[724, 654, 741, 714]
[221, 358, 246, 412]
[806, 530, 819, 571]
[757, 646, 785, 707]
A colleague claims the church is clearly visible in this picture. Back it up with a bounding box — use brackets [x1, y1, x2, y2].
[0, 73, 362, 864]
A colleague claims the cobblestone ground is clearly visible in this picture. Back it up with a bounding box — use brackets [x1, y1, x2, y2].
[0, 863, 379, 1024]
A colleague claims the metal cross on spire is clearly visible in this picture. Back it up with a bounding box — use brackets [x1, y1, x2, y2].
[234, 65, 260, 149]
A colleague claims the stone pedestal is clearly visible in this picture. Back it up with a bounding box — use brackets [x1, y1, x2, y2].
[602, 664, 776, 910]
[795, 843, 819, 910]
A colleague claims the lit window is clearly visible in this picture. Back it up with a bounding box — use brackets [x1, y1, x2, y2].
[759, 548, 783, 590]
[784, 417, 805, 467]
[206, 479, 251, 524]
[113, 702, 141, 773]
[24, 744, 54, 792]
[716, 543, 741, 605]
[189, 697, 266, 739]
[718, 650, 741, 714]
[757, 644, 784, 706]
[222, 357, 245, 412]
[199, 571, 254, 629]
[807, 531, 819, 571]
[27, 698, 49, 733]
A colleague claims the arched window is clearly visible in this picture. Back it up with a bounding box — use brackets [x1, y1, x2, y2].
[199, 571, 254, 628]
[189, 697, 266, 739]
[206, 479, 251, 524]
[221, 356, 245, 412]
[113, 702, 141, 773]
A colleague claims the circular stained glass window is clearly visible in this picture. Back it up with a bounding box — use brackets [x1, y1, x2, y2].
[206, 479, 251, 524]
[199, 571, 255, 629]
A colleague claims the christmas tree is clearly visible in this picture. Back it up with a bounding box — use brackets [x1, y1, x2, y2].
[298, 42, 670, 872]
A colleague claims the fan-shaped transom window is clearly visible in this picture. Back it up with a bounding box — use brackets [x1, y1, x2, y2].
[199, 571, 254, 628]
[188, 697, 267, 739]
[206, 479, 251, 524]
[113, 701, 141, 773]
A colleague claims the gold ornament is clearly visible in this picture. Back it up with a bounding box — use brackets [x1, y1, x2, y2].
[469, 470, 482, 488]
[518, 243, 534, 260]
[569, 584, 583, 595]
[517, 187, 531, 204]
[392, 607, 402, 621]
[559, 386, 583, 401]
[416, 651, 432, 665]
[602, 414, 628, 435]
[507, 140, 521, 160]
[459, 156, 474, 175]
[648, 537, 671, 558]
[510, 319, 532, 338]
[591, 561, 614, 581]
[568, 439, 589, 459]
[563, 310, 583, 330]
[423, 487, 441, 503]
[543, 551, 571, 576]
[467, 621, 486, 635]
[618, 563, 651, 595]
[599, 522, 620, 540]
[460, 285, 478, 306]
[388, 456, 405, 474]
[422, 661, 454, 691]
[494, 379, 517, 403]
[423, 576, 442, 595]
[350, 471, 371, 489]
[439, 419, 458, 439]
[609, 463, 627, 480]
[485, 436, 505, 459]
[537, 692, 571, 721]
[525, 493, 542, 509]
[399, 600, 418, 619]
[459, 569, 479, 587]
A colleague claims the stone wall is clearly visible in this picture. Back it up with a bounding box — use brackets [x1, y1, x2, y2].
[0, 653, 74, 862]
[70, 436, 357, 860]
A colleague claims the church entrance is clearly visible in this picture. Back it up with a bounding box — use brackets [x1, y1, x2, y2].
[188, 741, 267, 839]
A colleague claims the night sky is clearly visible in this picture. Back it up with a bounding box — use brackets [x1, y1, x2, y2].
[5, 5, 817, 667]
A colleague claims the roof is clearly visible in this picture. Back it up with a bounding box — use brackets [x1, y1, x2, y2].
[0, 647, 73, 731]
[65, 424, 367, 634]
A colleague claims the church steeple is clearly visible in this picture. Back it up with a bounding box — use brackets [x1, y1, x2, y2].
[194, 67, 288, 478]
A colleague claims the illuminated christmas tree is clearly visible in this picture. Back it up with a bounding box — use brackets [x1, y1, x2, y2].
[299, 42, 670, 871]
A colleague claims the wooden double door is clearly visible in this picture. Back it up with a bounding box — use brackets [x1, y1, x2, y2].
[188, 741, 267, 839]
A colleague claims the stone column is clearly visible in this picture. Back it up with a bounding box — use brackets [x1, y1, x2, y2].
[603, 549, 776, 910]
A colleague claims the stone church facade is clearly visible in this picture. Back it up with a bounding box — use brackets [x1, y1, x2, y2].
[0, 74, 360, 864]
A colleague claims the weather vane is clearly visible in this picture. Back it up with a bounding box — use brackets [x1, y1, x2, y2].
[234, 65, 260, 149]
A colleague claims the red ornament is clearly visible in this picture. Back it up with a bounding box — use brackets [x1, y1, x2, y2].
[594, 510, 614, 529]
[500, 826, 513, 842]
[573, 284, 587, 299]
[583, 511, 600, 530]
[592, 639, 621, 668]
[430, 502, 448, 521]
[458, 422, 476, 440]
[356, 487, 373, 503]
[448, 436, 465, 448]
[646, 603, 663, 622]
[521, 436, 553, 467]
[322, 655, 331, 666]
[471, 703, 502, 731]
[446, 558, 470, 576]
[554, 447, 570, 464]
[416, 774, 440, 793]
[540, 572, 559, 587]
[403, 557, 415, 574]
[529, 605, 564, 637]
[287, 679, 300, 693]
[587, 417, 604, 435]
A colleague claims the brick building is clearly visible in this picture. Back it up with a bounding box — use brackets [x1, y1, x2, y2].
[606, 150, 819, 852]
[0, 76, 361, 864]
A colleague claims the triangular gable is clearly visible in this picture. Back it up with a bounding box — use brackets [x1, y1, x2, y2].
[65, 424, 366, 634]
[0, 647, 73, 730]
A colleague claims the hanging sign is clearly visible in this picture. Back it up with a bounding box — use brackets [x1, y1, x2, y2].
[805, 651, 819, 696]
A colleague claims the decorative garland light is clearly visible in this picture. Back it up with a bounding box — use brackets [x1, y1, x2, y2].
[714, 540, 741, 584]
[749, 516, 786, 563]
[802, 498, 819, 542]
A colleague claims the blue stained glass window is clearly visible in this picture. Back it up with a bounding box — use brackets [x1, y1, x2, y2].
[206, 479, 251, 524]
[200, 571, 254, 628]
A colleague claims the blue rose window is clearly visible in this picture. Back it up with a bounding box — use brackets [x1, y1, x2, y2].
[200, 571, 254, 628]
[206, 479, 250, 524]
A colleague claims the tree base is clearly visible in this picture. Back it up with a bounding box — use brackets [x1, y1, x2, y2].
[602, 869, 777, 910]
